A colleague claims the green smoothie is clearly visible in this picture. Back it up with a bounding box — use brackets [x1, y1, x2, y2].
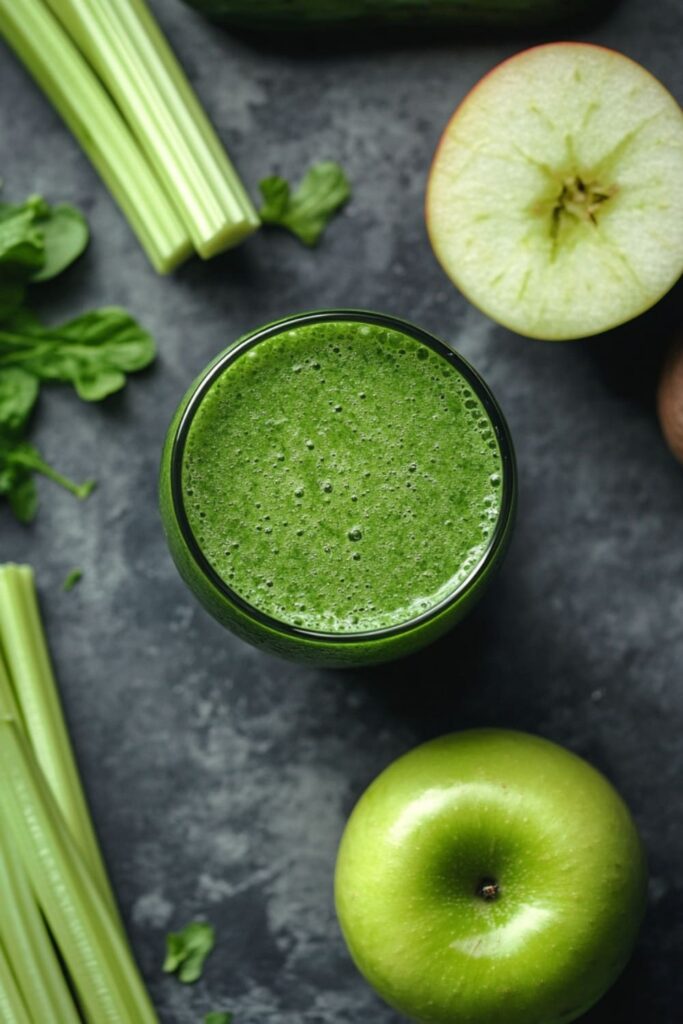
[180, 318, 503, 634]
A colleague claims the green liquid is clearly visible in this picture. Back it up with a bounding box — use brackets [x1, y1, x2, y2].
[182, 320, 502, 633]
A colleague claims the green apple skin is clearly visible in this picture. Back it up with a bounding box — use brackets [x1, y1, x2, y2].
[335, 730, 647, 1024]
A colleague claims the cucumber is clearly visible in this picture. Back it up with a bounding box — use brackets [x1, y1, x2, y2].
[180, 0, 599, 30]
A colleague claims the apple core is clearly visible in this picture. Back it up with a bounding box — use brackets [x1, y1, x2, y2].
[426, 43, 683, 340]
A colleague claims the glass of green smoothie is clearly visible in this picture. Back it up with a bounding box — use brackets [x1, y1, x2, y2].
[159, 310, 516, 666]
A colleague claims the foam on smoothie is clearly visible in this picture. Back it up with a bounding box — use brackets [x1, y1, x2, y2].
[182, 320, 502, 633]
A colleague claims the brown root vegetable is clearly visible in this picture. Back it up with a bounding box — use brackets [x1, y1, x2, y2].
[658, 333, 683, 464]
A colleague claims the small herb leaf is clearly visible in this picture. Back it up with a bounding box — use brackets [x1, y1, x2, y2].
[31, 203, 89, 282]
[0, 196, 89, 283]
[258, 177, 291, 222]
[205, 1014, 233, 1024]
[0, 369, 39, 433]
[0, 201, 45, 278]
[63, 568, 83, 592]
[163, 922, 215, 984]
[6, 471, 37, 523]
[258, 161, 350, 246]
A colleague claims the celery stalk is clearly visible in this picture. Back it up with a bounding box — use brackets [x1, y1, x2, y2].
[0, 943, 31, 1024]
[0, 565, 118, 923]
[46, 0, 260, 257]
[0, 0, 192, 273]
[126, 0, 259, 237]
[0, 648, 23, 729]
[0, 717, 159, 1024]
[0, 654, 81, 1022]
[0, 825, 82, 1023]
[114, 0, 261, 253]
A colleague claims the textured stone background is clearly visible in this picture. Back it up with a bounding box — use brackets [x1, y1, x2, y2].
[1, 1, 682, 1021]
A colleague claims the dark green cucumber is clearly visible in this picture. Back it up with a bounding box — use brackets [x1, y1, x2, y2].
[180, 0, 600, 29]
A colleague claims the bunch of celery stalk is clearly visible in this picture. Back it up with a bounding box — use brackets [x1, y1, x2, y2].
[0, 564, 158, 1023]
[0, 0, 260, 273]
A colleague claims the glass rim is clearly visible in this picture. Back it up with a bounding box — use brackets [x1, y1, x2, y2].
[169, 309, 517, 644]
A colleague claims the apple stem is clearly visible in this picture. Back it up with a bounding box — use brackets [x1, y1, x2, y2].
[477, 878, 500, 902]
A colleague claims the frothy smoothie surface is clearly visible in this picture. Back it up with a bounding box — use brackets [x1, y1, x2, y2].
[182, 320, 503, 633]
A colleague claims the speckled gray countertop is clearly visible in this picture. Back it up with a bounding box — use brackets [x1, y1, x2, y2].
[1, 1, 682, 1021]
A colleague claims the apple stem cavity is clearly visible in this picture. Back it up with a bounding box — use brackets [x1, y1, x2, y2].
[476, 877, 500, 902]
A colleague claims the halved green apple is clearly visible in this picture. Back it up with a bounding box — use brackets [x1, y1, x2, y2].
[426, 43, 683, 340]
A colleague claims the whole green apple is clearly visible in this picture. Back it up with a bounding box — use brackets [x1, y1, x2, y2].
[335, 730, 647, 1024]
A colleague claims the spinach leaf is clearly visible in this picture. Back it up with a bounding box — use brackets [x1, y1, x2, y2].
[258, 161, 350, 246]
[31, 202, 89, 282]
[0, 307, 155, 401]
[0, 201, 45, 278]
[0, 435, 94, 523]
[0, 190, 152, 522]
[0, 368, 39, 432]
[0, 196, 89, 283]
[163, 921, 215, 984]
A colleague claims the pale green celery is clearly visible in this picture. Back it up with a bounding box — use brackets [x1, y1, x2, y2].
[0, 820, 82, 1023]
[0, 565, 119, 924]
[47, 0, 260, 257]
[0, 718, 159, 1024]
[0, 942, 31, 1024]
[115, 0, 261, 253]
[0, 0, 192, 273]
[0, 648, 23, 728]
[0, 654, 81, 1021]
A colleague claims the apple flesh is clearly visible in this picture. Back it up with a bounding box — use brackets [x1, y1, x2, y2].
[426, 44, 683, 340]
[335, 729, 647, 1024]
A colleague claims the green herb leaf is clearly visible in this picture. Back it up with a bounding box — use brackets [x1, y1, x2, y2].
[62, 569, 83, 592]
[163, 921, 215, 984]
[258, 161, 350, 246]
[0, 369, 39, 433]
[0, 201, 45, 278]
[205, 1013, 233, 1024]
[31, 203, 89, 282]
[0, 434, 95, 523]
[0, 307, 156, 401]
[6, 471, 37, 523]
[0, 196, 88, 283]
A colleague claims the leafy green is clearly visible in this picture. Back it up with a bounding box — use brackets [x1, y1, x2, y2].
[31, 204, 89, 282]
[0, 369, 52, 522]
[0, 196, 88, 283]
[205, 1014, 233, 1024]
[163, 922, 215, 984]
[62, 569, 83, 592]
[0, 191, 153, 523]
[0, 437, 95, 524]
[258, 161, 350, 246]
[0, 369, 39, 433]
[0, 307, 156, 401]
[0, 202, 44, 278]
[0, 364, 96, 523]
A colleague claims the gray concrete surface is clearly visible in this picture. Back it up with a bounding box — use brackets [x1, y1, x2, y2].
[1, 0, 682, 1020]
